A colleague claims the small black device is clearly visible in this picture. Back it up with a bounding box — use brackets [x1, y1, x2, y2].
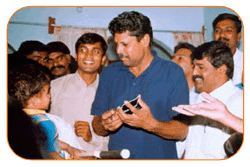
[121, 96, 142, 114]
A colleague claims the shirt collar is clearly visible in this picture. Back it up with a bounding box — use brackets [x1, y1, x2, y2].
[190, 86, 194, 92]
[75, 71, 99, 88]
[233, 49, 243, 61]
[209, 80, 235, 103]
[23, 109, 46, 115]
[234, 48, 240, 56]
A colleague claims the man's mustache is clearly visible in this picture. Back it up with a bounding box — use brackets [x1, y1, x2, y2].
[218, 38, 229, 43]
[118, 54, 128, 58]
[51, 65, 66, 71]
[193, 75, 204, 81]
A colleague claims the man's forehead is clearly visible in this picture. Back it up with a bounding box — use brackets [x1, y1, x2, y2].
[175, 49, 192, 56]
[114, 31, 137, 43]
[78, 42, 102, 48]
[215, 19, 236, 29]
[194, 56, 211, 65]
[48, 52, 66, 58]
[30, 51, 47, 58]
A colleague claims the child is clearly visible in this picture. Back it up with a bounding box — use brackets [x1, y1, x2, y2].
[8, 57, 85, 159]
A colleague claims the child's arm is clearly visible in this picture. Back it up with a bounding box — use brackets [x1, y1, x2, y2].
[58, 140, 85, 159]
[49, 152, 64, 159]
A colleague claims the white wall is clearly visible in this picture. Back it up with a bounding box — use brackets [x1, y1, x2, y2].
[9, 7, 243, 55]
[8, 7, 204, 54]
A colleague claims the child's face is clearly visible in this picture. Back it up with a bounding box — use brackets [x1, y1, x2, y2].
[27, 84, 51, 110]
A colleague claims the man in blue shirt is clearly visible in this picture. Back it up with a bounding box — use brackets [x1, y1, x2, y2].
[91, 11, 189, 159]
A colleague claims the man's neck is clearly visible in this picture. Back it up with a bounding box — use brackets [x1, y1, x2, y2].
[206, 78, 229, 94]
[231, 47, 237, 56]
[129, 52, 154, 77]
[77, 70, 97, 86]
[186, 75, 194, 91]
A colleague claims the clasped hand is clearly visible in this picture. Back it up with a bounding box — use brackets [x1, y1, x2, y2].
[101, 95, 156, 131]
[74, 121, 92, 142]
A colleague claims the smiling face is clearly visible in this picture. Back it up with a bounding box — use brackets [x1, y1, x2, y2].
[193, 57, 223, 93]
[75, 42, 106, 75]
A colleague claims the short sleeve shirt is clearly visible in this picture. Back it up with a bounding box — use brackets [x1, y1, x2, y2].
[24, 109, 61, 154]
[91, 56, 189, 159]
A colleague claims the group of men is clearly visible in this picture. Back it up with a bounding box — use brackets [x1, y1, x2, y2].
[9, 11, 243, 159]
[171, 13, 243, 159]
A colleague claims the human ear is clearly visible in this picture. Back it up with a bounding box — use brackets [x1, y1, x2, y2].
[237, 32, 242, 43]
[101, 55, 107, 66]
[75, 53, 78, 61]
[141, 34, 150, 47]
[218, 64, 227, 76]
[66, 54, 72, 63]
[25, 96, 40, 109]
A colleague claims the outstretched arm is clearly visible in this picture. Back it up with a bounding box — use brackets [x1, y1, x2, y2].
[58, 140, 85, 159]
[172, 92, 243, 133]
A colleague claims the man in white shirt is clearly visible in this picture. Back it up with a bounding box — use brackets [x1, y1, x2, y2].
[50, 33, 109, 153]
[173, 41, 243, 159]
[213, 13, 243, 86]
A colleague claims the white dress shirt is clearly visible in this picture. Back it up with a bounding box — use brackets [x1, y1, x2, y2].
[232, 49, 243, 86]
[46, 113, 83, 158]
[50, 72, 109, 152]
[184, 80, 243, 159]
[176, 86, 199, 158]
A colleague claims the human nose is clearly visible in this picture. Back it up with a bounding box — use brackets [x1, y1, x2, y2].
[217, 29, 227, 39]
[85, 51, 94, 60]
[193, 65, 199, 76]
[53, 59, 61, 67]
[116, 44, 124, 56]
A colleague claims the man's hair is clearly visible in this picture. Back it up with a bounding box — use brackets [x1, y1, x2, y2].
[174, 42, 196, 61]
[108, 11, 153, 46]
[18, 40, 48, 57]
[47, 41, 70, 55]
[75, 33, 107, 56]
[192, 41, 234, 79]
[213, 13, 242, 33]
[8, 57, 51, 108]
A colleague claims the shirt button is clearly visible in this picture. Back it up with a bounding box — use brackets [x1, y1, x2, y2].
[133, 83, 135, 86]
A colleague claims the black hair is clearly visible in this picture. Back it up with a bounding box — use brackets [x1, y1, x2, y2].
[174, 42, 196, 62]
[108, 11, 153, 46]
[47, 41, 70, 55]
[18, 40, 48, 57]
[75, 33, 107, 56]
[192, 41, 234, 79]
[8, 57, 51, 108]
[213, 13, 242, 33]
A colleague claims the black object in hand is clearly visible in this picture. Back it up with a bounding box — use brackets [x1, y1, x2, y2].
[121, 96, 142, 114]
